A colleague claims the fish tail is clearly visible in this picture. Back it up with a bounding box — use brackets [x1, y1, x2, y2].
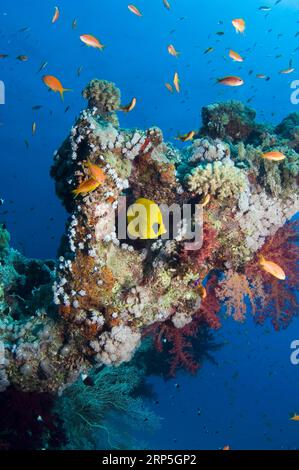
[61, 88, 72, 100]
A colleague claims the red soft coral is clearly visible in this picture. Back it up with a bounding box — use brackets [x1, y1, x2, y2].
[144, 275, 221, 376]
[180, 223, 219, 270]
[245, 220, 299, 330]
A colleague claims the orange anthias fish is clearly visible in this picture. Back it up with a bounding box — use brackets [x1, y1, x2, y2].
[176, 130, 195, 142]
[173, 72, 180, 92]
[217, 76, 244, 86]
[259, 255, 286, 280]
[120, 97, 137, 112]
[198, 284, 207, 299]
[232, 18, 246, 33]
[80, 34, 105, 50]
[229, 49, 244, 62]
[168, 44, 180, 57]
[261, 151, 286, 161]
[165, 82, 173, 93]
[128, 4, 142, 16]
[42, 75, 72, 101]
[52, 6, 60, 24]
[280, 68, 295, 74]
[163, 0, 171, 9]
[84, 162, 106, 184]
[201, 193, 211, 208]
[290, 414, 299, 421]
[72, 178, 100, 197]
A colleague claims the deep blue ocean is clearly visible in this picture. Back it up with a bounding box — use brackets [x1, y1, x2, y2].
[0, 0, 299, 450]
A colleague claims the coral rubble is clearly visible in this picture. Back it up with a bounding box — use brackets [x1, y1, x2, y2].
[0, 82, 298, 395]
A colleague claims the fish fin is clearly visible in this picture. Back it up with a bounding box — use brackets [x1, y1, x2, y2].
[258, 254, 265, 264]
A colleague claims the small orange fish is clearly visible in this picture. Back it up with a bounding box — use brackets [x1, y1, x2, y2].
[198, 284, 207, 299]
[120, 97, 137, 112]
[232, 18, 245, 33]
[261, 151, 286, 161]
[229, 50, 244, 62]
[80, 34, 105, 50]
[176, 130, 195, 142]
[17, 55, 29, 61]
[280, 68, 295, 74]
[128, 4, 142, 16]
[163, 0, 171, 9]
[52, 6, 60, 24]
[259, 255, 286, 280]
[165, 83, 173, 93]
[84, 162, 106, 184]
[290, 414, 299, 421]
[201, 194, 211, 208]
[168, 44, 180, 57]
[42, 75, 72, 101]
[217, 76, 244, 86]
[173, 72, 180, 92]
[223, 445, 230, 450]
[72, 178, 100, 197]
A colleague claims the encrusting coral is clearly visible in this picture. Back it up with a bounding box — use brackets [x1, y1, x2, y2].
[0, 81, 298, 395]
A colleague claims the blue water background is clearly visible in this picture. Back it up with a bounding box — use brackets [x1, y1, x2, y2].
[0, 0, 298, 449]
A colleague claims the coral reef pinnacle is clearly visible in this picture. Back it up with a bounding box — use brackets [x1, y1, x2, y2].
[0, 81, 298, 393]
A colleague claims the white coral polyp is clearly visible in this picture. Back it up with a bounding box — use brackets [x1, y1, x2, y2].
[171, 311, 193, 329]
[97, 326, 141, 366]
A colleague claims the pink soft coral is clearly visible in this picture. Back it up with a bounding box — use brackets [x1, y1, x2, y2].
[245, 220, 299, 330]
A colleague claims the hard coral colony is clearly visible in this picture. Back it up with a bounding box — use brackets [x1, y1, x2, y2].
[0, 80, 298, 398]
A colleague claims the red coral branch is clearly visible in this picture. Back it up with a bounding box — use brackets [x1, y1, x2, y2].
[180, 223, 219, 268]
[144, 275, 221, 376]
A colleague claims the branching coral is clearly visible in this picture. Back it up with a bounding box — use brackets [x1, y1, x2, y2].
[186, 160, 248, 202]
[216, 270, 259, 322]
